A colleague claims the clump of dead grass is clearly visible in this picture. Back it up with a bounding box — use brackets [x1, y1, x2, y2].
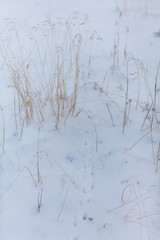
[0, 13, 99, 131]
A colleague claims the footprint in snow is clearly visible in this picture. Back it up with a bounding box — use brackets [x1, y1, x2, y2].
[91, 183, 94, 190]
[73, 218, 77, 227]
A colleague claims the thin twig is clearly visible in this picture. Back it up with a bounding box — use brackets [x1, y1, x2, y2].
[57, 185, 70, 221]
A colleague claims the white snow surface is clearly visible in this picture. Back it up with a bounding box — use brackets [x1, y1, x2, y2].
[0, 0, 160, 240]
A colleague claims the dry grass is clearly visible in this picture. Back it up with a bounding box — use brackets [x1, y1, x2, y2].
[122, 49, 129, 133]
[0, 166, 37, 200]
[0, 13, 159, 175]
[156, 142, 160, 172]
[115, 0, 155, 17]
[111, 11, 122, 73]
[0, 14, 97, 132]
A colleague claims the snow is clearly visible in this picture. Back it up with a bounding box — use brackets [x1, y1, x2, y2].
[0, 0, 160, 240]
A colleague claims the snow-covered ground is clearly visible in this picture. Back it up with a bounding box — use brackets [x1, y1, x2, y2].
[0, 1, 160, 239]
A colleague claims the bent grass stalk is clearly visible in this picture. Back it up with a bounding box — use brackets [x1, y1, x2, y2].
[149, 62, 160, 165]
[0, 166, 37, 200]
[122, 49, 129, 134]
[156, 142, 160, 172]
[37, 127, 42, 184]
[73, 108, 98, 153]
[38, 151, 78, 188]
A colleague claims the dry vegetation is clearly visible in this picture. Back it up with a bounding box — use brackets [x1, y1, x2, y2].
[0, 10, 159, 171]
[0, 14, 101, 131]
